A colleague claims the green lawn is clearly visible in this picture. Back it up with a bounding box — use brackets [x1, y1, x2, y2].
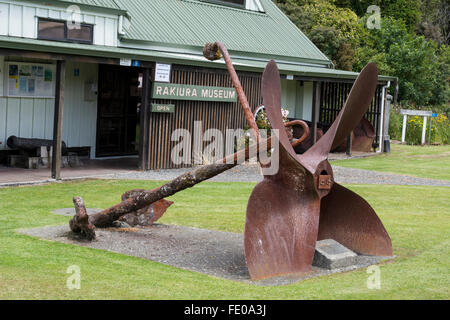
[0, 179, 448, 299]
[331, 144, 450, 181]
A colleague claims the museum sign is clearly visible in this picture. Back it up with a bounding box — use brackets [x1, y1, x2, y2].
[152, 82, 237, 102]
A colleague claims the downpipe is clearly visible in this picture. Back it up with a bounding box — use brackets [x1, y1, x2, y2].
[377, 81, 391, 153]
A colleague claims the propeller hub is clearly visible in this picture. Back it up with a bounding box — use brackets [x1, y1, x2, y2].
[314, 160, 334, 198]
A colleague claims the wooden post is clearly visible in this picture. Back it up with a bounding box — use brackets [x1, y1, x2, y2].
[311, 81, 320, 144]
[52, 60, 65, 180]
[401, 114, 407, 143]
[346, 133, 352, 156]
[421, 116, 427, 145]
[139, 67, 151, 171]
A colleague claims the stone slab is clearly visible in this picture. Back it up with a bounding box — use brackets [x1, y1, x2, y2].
[313, 239, 357, 269]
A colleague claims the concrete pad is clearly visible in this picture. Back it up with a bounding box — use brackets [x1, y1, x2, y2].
[313, 239, 357, 269]
[19, 224, 393, 286]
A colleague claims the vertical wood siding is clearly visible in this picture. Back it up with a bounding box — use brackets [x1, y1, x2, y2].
[146, 65, 262, 170]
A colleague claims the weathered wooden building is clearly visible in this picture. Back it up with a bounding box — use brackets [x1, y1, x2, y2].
[0, 0, 396, 176]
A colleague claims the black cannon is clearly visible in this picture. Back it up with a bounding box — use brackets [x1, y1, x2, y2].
[7, 136, 68, 156]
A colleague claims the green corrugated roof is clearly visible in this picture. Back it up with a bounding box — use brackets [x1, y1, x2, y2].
[113, 0, 331, 65]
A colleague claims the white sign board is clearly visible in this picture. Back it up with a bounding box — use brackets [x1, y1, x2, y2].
[5, 62, 56, 98]
[154, 63, 171, 83]
[120, 58, 132, 67]
[400, 109, 432, 117]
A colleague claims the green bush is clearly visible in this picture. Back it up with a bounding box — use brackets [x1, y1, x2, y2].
[434, 114, 450, 144]
[404, 116, 433, 145]
[389, 109, 403, 141]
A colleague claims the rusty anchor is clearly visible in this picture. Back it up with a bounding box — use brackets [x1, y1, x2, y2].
[204, 42, 392, 280]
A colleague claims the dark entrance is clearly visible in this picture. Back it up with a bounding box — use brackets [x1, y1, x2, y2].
[96, 64, 142, 157]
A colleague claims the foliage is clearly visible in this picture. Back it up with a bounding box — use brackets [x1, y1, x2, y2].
[334, 0, 422, 33]
[434, 113, 450, 144]
[388, 109, 404, 141]
[274, 0, 360, 70]
[417, 0, 450, 44]
[274, 0, 450, 108]
[355, 17, 449, 106]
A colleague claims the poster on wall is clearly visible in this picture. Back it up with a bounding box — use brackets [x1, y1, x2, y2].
[5, 62, 56, 98]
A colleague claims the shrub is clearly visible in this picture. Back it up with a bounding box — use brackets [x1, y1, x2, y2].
[404, 116, 434, 145]
[388, 109, 403, 141]
[434, 114, 450, 144]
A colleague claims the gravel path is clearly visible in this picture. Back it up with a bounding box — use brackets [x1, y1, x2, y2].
[107, 164, 450, 187]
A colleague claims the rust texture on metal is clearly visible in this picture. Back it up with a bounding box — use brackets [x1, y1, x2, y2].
[118, 190, 174, 227]
[244, 60, 392, 280]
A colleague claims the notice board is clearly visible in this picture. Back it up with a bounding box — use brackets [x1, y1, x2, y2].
[5, 62, 56, 98]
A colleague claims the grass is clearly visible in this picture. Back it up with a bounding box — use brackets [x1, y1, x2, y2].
[0, 179, 448, 299]
[331, 144, 450, 181]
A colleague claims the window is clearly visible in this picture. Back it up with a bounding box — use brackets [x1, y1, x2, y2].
[38, 18, 93, 44]
[201, 0, 246, 8]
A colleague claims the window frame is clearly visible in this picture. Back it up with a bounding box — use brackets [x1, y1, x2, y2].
[200, 0, 246, 9]
[37, 18, 94, 44]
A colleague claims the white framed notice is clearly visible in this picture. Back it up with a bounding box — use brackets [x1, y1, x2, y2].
[154, 63, 171, 83]
[120, 58, 132, 66]
[4, 62, 56, 98]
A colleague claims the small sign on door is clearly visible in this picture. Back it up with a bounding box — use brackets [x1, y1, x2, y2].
[154, 63, 171, 83]
[151, 103, 175, 113]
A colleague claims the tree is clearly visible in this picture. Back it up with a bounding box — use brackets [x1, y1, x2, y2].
[355, 16, 449, 106]
[274, 0, 360, 69]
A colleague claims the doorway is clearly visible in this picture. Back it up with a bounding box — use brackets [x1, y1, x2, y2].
[96, 64, 142, 157]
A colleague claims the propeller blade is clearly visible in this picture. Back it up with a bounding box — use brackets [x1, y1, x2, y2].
[244, 142, 320, 280]
[261, 60, 300, 162]
[318, 183, 393, 256]
[302, 63, 379, 168]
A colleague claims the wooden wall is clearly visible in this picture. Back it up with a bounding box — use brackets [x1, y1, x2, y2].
[0, 96, 55, 148]
[146, 65, 262, 170]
